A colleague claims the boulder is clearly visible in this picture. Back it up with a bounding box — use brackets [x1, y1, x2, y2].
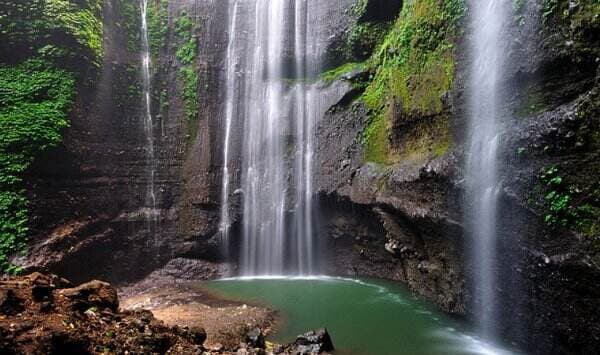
[59, 280, 118, 312]
[291, 328, 334, 354]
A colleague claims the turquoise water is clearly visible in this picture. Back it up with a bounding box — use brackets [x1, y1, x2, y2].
[202, 276, 516, 355]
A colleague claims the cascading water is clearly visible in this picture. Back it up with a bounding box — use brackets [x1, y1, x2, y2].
[220, 0, 322, 276]
[219, 0, 240, 259]
[466, 0, 508, 339]
[140, 0, 158, 228]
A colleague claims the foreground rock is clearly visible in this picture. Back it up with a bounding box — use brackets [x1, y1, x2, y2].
[288, 328, 335, 354]
[0, 273, 335, 354]
[239, 328, 334, 355]
[0, 273, 208, 354]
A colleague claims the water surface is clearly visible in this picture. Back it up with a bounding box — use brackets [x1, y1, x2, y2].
[202, 277, 516, 355]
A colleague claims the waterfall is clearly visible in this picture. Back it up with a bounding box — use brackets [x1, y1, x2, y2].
[466, 0, 508, 339]
[219, 1, 239, 259]
[220, 0, 322, 276]
[140, 0, 158, 229]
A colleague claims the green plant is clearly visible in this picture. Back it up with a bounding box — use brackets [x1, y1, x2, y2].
[542, 0, 560, 23]
[512, 0, 526, 13]
[0, 59, 75, 272]
[538, 167, 598, 234]
[174, 11, 199, 133]
[118, 0, 142, 53]
[320, 62, 365, 83]
[176, 39, 197, 65]
[350, 0, 369, 17]
[0, 0, 104, 65]
[347, 22, 391, 60]
[174, 12, 193, 37]
[363, 112, 390, 164]
[179, 66, 198, 124]
[147, 0, 169, 57]
[540, 167, 570, 226]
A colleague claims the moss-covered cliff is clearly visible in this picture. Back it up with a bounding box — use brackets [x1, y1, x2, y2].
[0, 0, 103, 271]
[315, 0, 600, 353]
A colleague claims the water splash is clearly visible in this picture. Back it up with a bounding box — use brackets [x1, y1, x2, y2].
[466, 0, 508, 339]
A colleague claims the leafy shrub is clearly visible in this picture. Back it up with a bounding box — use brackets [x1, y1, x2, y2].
[0, 0, 104, 65]
[174, 11, 199, 127]
[147, 0, 169, 57]
[0, 59, 75, 272]
[539, 166, 599, 236]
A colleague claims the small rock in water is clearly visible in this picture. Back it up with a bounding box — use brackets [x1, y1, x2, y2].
[292, 328, 334, 354]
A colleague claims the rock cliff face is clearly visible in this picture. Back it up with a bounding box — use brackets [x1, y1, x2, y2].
[21, 0, 233, 283]
[14, 0, 600, 353]
[314, 0, 600, 353]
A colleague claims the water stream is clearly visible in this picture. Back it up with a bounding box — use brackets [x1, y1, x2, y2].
[466, 0, 508, 339]
[140, 0, 158, 229]
[219, 0, 240, 259]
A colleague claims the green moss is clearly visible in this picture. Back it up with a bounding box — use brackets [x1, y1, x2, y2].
[0, 0, 104, 65]
[363, 112, 391, 164]
[0, 59, 75, 272]
[364, 0, 464, 115]
[347, 22, 391, 60]
[361, 0, 465, 164]
[320, 62, 365, 83]
[395, 116, 451, 163]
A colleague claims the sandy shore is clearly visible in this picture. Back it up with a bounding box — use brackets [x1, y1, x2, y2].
[119, 280, 275, 350]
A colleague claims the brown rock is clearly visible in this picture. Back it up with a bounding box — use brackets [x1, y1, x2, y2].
[0, 289, 23, 315]
[60, 280, 118, 312]
[189, 326, 207, 345]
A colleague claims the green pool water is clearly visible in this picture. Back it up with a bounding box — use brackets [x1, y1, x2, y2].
[201, 276, 516, 355]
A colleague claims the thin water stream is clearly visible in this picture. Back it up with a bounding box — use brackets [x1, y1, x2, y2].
[140, 0, 158, 227]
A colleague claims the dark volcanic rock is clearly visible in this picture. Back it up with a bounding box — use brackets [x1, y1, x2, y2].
[20, 0, 231, 285]
[289, 328, 334, 354]
[245, 327, 265, 349]
[314, 0, 600, 353]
